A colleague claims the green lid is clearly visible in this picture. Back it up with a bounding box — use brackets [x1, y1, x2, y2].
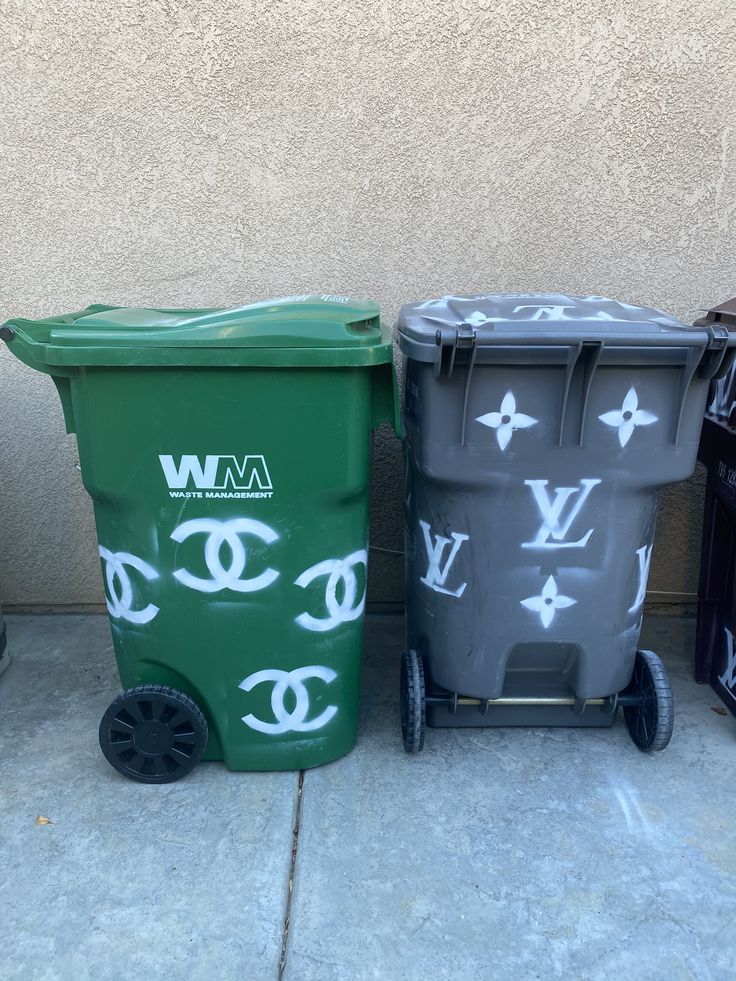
[1, 295, 391, 370]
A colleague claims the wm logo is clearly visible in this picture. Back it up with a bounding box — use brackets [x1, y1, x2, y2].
[159, 454, 273, 491]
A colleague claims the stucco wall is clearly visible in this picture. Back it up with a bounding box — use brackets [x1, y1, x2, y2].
[1, 0, 735, 609]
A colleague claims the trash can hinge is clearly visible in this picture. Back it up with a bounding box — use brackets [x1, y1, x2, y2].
[433, 329, 452, 378]
[698, 325, 731, 380]
[434, 325, 476, 379]
[454, 324, 477, 348]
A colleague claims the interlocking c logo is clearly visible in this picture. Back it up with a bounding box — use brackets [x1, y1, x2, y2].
[171, 517, 279, 593]
[99, 546, 160, 625]
[294, 549, 368, 632]
[239, 666, 338, 734]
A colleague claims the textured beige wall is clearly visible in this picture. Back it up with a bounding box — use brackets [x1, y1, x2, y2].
[1, 0, 735, 609]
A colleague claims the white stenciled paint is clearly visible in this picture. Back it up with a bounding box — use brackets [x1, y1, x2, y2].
[476, 391, 538, 451]
[465, 311, 493, 327]
[239, 665, 338, 735]
[522, 479, 601, 550]
[599, 388, 658, 448]
[419, 520, 469, 597]
[521, 575, 577, 629]
[159, 454, 272, 491]
[99, 546, 160, 625]
[415, 295, 484, 309]
[171, 517, 279, 593]
[512, 303, 615, 320]
[295, 549, 368, 632]
[628, 544, 654, 614]
[719, 627, 736, 694]
[608, 775, 654, 834]
[414, 296, 625, 321]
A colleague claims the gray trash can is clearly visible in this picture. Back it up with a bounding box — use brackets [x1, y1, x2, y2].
[397, 293, 735, 753]
[0, 605, 10, 677]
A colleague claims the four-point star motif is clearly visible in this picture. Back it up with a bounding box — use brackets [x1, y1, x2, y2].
[599, 387, 657, 448]
[521, 575, 577, 629]
[472, 383, 660, 628]
[477, 392, 538, 451]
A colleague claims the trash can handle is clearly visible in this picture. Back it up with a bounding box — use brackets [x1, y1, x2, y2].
[431, 323, 731, 354]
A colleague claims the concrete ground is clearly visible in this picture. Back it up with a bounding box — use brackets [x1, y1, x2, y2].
[1, 613, 735, 981]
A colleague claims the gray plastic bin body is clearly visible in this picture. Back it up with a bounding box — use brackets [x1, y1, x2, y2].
[399, 293, 733, 728]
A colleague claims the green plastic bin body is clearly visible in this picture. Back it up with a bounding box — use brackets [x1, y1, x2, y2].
[2, 297, 399, 771]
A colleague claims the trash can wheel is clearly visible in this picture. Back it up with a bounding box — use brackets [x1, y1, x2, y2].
[99, 685, 208, 783]
[622, 649, 674, 753]
[400, 649, 426, 754]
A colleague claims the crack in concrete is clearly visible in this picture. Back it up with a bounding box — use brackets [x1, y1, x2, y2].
[278, 769, 305, 981]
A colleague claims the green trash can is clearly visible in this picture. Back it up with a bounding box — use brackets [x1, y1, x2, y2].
[1, 297, 399, 781]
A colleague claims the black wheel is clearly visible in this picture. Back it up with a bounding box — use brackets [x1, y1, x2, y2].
[99, 685, 208, 783]
[622, 649, 674, 753]
[400, 650, 426, 754]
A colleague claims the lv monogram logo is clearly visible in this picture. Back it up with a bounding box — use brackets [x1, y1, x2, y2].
[720, 627, 736, 694]
[419, 520, 469, 598]
[522, 479, 602, 550]
[628, 544, 653, 614]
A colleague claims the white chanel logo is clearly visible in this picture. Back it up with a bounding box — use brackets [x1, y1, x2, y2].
[239, 666, 338, 734]
[171, 517, 279, 593]
[294, 549, 368, 632]
[99, 546, 160, 624]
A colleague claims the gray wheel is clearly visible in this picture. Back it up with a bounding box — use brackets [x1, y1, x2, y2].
[400, 650, 426, 753]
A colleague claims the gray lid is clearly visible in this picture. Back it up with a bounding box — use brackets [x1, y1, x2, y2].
[399, 292, 687, 338]
[398, 293, 736, 377]
[397, 292, 735, 376]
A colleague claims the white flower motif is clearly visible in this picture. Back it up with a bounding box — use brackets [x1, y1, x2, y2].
[521, 575, 577, 629]
[476, 392, 538, 451]
[599, 387, 658, 448]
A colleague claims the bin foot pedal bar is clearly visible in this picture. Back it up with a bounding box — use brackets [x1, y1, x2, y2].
[424, 689, 619, 730]
[426, 694, 609, 708]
